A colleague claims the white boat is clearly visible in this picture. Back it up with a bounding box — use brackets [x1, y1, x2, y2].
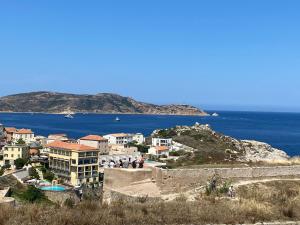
[115, 117, 120, 121]
[212, 113, 219, 117]
[65, 113, 74, 119]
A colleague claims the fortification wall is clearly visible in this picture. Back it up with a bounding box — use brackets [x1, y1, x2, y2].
[155, 165, 300, 193]
[104, 168, 153, 189]
[103, 165, 300, 195]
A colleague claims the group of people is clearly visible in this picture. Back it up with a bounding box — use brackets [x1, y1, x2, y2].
[107, 157, 145, 169]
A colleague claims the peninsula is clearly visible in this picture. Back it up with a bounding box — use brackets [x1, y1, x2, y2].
[0, 92, 208, 116]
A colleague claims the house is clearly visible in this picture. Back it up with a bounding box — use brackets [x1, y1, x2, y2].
[152, 137, 172, 147]
[12, 129, 35, 143]
[109, 144, 138, 155]
[132, 133, 145, 145]
[78, 135, 109, 155]
[148, 146, 170, 157]
[47, 141, 100, 186]
[3, 144, 29, 166]
[103, 133, 133, 145]
[4, 127, 17, 143]
[46, 134, 68, 144]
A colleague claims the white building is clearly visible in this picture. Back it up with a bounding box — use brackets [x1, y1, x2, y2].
[12, 129, 35, 144]
[78, 135, 109, 155]
[103, 133, 133, 145]
[152, 138, 172, 147]
[46, 134, 69, 144]
[132, 133, 145, 145]
[148, 146, 170, 157]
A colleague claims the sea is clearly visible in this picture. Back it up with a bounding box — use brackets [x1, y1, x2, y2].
[0, 111, 299, 157]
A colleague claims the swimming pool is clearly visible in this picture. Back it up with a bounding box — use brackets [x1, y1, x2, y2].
[39, 185, 66, 192]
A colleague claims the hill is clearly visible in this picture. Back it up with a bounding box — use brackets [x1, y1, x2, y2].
[152, 123, 289, 167]
[0, 92, 208, 116]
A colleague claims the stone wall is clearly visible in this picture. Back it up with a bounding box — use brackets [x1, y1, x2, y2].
[103, 165, 300, 196]
[155, 165, 300, 193]
[104, 168, 153, 189]
[44, 190, 79, 205]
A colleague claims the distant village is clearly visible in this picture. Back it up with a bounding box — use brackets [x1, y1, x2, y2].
[0, 123, 179, 187]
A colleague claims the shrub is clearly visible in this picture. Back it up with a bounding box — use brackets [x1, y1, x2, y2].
[16, 138, 25, 145]
[21, 186, 46, 203]
[29, 167, 40, 179]
[14, 158, 27, 169]
[64, 197, 75, 208]
[43, 171, 55, 182]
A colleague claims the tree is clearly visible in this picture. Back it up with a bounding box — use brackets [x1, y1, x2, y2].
[29, 167, 40, 179]
[43, 171, 55, 182]
[15, 158, 26, 169]
[16, 138, 26, 145]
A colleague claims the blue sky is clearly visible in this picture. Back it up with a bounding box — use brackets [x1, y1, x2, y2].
[1, 0, 300, 111]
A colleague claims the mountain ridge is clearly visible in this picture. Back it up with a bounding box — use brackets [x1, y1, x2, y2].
[0, 91, 208, 116]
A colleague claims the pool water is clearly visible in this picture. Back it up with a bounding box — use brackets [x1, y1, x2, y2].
[40, 185, 66, 192]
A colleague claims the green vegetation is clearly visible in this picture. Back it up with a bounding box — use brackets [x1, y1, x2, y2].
[127, 141, 149, 153]
[16, 138, 25, 145]
[14, 158, 27, 169]
[17, 186, 47, 203]
[42, 169, 55, 182]
[29, 167, 40, 180]
[1, 181, 300, 225]
[153, 126, 244, 168]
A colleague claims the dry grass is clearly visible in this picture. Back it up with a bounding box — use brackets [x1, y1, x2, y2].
[1, 181, 300, 225]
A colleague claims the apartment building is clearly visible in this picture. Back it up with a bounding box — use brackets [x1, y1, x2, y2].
[103, 133, 133, 145]
[78, 135, 109, 155]
[3, 144, 29, 166]
[47, 141, 100, 186]
[12, 129, 35, 143]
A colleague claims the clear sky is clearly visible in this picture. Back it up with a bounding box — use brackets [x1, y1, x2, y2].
[1, 0, 300, 111]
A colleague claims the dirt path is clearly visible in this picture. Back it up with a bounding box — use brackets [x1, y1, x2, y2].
[161, 177, 300, 201]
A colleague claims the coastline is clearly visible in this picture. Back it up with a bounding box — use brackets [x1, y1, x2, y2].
[0, 111, 210, 117]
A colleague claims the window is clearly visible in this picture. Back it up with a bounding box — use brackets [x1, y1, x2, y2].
[72, 159, 76, 164]
[11, 154, 14, 157]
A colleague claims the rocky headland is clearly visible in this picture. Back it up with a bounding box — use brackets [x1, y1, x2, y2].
[152, 123, 289, 166]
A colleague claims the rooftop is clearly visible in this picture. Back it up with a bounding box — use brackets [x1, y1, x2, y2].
[15, 129, 33, 134]
[48, 134, 67, 137]
[80, 135, 107, 141]
[109, 133, 130, 137]
[46, 141, 98, 152]
[4, 127, 17, 133]
[155, 146, 170, 152]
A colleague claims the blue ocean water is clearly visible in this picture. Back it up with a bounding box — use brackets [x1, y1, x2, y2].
[0, 111, 299, 156]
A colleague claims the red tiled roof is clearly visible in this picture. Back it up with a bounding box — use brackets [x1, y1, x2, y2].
[80, 135, 107, 141]
[155, 146, 169, 152]
[46, 141, 98, 151]
[5, 127, 17, 133]
[15, 129, 33, 134]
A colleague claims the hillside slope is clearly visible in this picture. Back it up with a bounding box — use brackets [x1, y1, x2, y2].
[152, 123, 289, 167]
[0, 92, 208, 116]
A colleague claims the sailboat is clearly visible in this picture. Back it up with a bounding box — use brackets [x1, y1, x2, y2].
[115, 116, 120, 122]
